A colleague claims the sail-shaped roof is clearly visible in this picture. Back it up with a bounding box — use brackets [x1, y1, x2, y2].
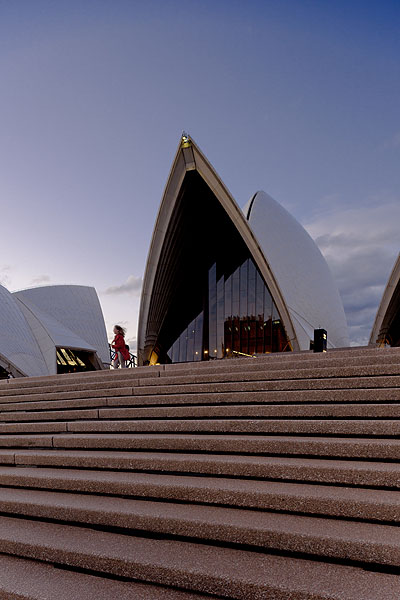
[0, 284, 109, 377]
[244, 191, 349, 349]
[0, 284, 48, 377]
[138, 135, 349, 365]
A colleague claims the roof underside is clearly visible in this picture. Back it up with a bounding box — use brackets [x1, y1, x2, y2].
[370, 253, 400, 346]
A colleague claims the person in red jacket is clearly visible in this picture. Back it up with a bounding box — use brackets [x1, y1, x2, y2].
[111, 325, 130, 368]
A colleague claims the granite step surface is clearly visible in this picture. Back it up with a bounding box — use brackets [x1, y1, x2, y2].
[0, 486, 400, 568]
[0, 515, 399, 599]
[4, 432, 400, 462]
[4, 402, 400, 422]
[5, 449, 400, 486]
[2, 373, 400, 410]
[0, 554, 211, 600]
[0, 347, 399, 596]
[3, 382, 400, 411]
[65, 417, 400, 436]
[6, 417, 400, 436]
[0, 466, 399, 520]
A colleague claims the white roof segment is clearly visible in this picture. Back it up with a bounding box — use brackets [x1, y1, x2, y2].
[14, 295, 98, 374]
[244, 191, 349, 349]
[0, 284, 48, 377]
[0, 283, 109, 377]
[14, 296, 96, 351]
[13, 285, 110, 366]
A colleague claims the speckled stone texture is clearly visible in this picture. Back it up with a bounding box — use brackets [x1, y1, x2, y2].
[0, 346, 399, 598]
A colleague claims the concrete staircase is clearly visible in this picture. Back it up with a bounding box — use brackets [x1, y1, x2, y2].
[0, 346, 400, 599]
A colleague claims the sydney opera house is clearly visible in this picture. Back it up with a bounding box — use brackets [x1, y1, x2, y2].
[2, 134, 400, 378]
[0, 284, 109, 378]
[137, 135, 350, 366]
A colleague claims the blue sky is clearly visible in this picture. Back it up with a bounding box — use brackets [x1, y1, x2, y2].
[1, 0, 399, 348]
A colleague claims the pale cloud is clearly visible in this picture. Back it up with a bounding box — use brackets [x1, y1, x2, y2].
[30, 275, 51, 285]
[380, 131, 400, 151]
[303, 197, 400, 346]
[0, 265, 11, 288]
[105, 275, 143, 296]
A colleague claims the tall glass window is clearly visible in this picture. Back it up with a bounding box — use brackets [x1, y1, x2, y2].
[166, 257, 290, 362]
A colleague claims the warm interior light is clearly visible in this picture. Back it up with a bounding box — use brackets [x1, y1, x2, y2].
[149, 351, 159, 366]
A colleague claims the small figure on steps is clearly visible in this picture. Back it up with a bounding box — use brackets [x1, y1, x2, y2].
[111, 325, 130, 368]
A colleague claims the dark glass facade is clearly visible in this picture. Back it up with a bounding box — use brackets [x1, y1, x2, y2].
[144, 170, 291, 365]
[167, 257, 290, 363]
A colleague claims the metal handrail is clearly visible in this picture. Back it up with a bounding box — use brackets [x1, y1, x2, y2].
[109, 345, 137, 368]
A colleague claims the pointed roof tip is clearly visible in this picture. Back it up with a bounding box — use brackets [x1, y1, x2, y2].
[181, 131, 191, 148]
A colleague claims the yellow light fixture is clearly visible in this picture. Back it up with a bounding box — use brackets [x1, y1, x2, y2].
[181, 132, 191, 148]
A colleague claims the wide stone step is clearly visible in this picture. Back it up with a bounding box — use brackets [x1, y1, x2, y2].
[65, 418, 400, 436]
[0, 554, 208, 600]
[6, 450, 400, 487]
[150, 371, 400, 390]
[156, 362, 400, 386]
[132, 382, 400, 399]
[0, 515, 398, 599]
[0, 488, 399, 566]
[0, 409, 99, 422]
[3, 383, 400, 413]
[4, 403, 400, 423]
[4, 417, 400, 436]
[0, 434, 54, 448]
[2, 374, 400, 413]
[0, 346, 397, 393]
[2, 359, 400, 400]
[0, 396, 108, 412]
[108, 387, 400, 407]
[1, 466, 400, 520]
[0, 388, 133, 404]
[98, 403, 400, 420]
[3, 433, 400, 461]
[165, 349, 400, 375]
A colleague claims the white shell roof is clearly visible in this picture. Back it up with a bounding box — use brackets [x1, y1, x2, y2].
[0, 284, 48, 377]
[13, 285, 110, 366]
[243, 191, 349, 349]
[14, 296, 96, 351]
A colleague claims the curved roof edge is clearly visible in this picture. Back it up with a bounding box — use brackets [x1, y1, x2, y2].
[369, 253, 400, 345]
[137, 136, 300, 362]
[244, 191, 349, 349]
[0, 283, 48, 378]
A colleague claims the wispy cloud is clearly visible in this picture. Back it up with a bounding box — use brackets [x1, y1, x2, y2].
[30, 275, 51, 285]
[0, 265, 11, 288]
[304, 197, 400, 346]
[105, 275, 143, 296]
[380, 131, 400, 151]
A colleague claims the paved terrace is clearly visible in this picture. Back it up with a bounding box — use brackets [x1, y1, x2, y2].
[0, 347, 399, 598]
